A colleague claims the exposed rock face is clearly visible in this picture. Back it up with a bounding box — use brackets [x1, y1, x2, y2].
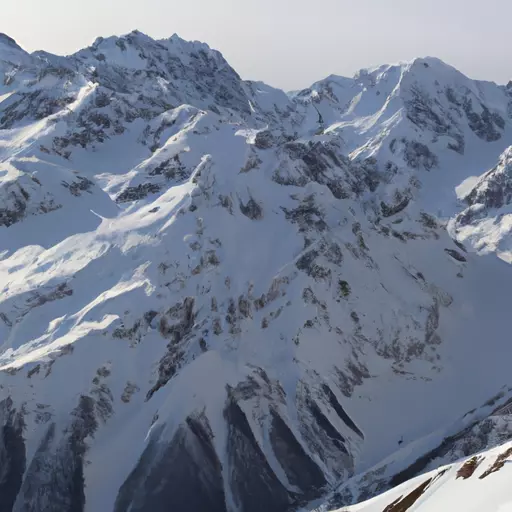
[13, 395, 98, 512]
[0, 176, 60, 227]
[0, 399, 26, 512]
[224, 397, 294, 512]
[0, 33, 22, 51]
[254, 129, 276, 149]
[116, 183, 161, 203]
[465, 147, 512, 210]
[268, 408, 327, 496]
[114, 415, 226, 512]
[115, 375, 360, 512]
[452, 147, 512, 245]
[391, 138, 438, 171]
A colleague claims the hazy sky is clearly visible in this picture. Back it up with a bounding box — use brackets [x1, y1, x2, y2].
[2, 0, 511, 90]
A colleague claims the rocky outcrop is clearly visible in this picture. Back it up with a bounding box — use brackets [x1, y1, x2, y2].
[114, 414, 226, 512]
[452, 147, 512, 235]
[0, 398, 26, 512]
[465, 147, 512, 209]
[116, 183, 161, 203]
[0, 178, 60, 227]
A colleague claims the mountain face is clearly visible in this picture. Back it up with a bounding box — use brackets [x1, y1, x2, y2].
[321, 386, 512, 510]
[2, 30, 512, 512]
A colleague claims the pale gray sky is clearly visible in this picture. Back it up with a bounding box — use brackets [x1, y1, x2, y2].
[2, 0, 511, 90]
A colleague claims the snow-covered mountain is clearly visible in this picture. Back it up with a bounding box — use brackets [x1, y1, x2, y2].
[2, 30, 512, 511]
[327, 440, 512, 512]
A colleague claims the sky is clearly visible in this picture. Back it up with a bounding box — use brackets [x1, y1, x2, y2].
[2, 0, 511, 91]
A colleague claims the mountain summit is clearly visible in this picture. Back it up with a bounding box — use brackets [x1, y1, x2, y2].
[1, 31, 512, 512]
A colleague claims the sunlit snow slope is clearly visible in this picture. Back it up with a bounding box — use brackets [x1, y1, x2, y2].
[328, 441, 512, 512]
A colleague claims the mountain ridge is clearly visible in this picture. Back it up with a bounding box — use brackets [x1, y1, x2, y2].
[1, 29, 512, 512]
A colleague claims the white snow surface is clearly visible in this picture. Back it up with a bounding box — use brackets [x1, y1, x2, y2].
[327, 441, 512, 512]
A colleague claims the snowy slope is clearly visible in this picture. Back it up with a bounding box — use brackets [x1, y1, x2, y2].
[327, 440, 512, 512]
[449, 145, 512, 262]
[320, 386, 512, 509]
[2, 30, 512, 512]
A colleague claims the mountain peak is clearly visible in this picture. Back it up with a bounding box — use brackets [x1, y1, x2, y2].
[356, 56, 461, 82]
[0, 32, 31, 67]
[0, 33, 23, 51]
[87, 29, 155, 53]
[74, 29, 222, 72]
